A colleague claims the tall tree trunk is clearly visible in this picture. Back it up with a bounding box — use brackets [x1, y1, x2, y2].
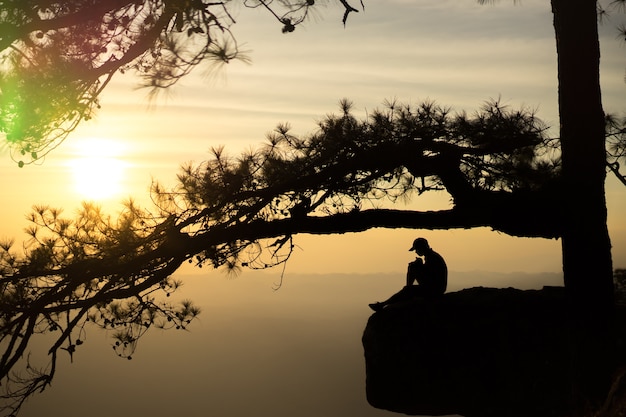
[552, 0, 613, 314]
[551, 1, 615, 412]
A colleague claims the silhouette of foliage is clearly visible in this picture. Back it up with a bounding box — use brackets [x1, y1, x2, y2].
[173, 98, 563, 239]
[0, 97, 566, 414]
[0, 0, 361, 166]
[0, 93, 624, 414]
[606, 113, 626, 186]
[0, 201, 201, 416]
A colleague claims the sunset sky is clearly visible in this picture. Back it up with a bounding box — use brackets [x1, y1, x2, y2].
[2, 0, 624, 275]
[2, 1, 626, 415]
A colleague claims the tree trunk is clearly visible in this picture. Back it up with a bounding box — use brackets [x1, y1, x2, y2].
[551, 1, 615, 412]
[551, 0, 613, 314]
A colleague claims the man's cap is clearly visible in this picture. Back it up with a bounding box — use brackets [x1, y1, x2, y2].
[409, 237, 429, 251]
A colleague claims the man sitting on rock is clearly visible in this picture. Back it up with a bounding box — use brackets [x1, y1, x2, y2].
[369, 238, 448, 312]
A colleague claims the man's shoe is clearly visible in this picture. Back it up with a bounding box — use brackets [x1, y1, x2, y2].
[368, 302, 384, 312]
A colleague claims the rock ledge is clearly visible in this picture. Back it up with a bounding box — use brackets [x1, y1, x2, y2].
[362, 286, 623, 417]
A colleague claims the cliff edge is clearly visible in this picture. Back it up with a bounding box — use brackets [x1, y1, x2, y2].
[362, 286, 625, 417]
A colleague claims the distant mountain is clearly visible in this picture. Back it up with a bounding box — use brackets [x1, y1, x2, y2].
[446, 270, 563, 291]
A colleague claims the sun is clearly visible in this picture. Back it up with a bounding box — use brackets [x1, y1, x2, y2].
[67, 138, 129, 201]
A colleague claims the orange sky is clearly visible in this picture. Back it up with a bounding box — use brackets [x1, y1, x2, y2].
[1, 0, 625, 276]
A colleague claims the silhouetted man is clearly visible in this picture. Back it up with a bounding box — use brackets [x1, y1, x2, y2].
[369, 238, 447, 312]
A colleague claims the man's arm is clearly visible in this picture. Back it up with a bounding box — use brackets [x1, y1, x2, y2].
[406, 258, 423, 286]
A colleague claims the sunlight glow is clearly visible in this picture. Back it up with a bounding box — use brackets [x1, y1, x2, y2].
[67, 138, 129, 200]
